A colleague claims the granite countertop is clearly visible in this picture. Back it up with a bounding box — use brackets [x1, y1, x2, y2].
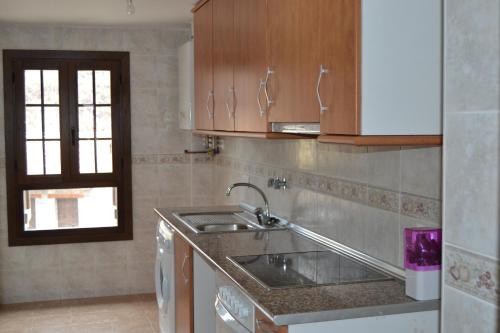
[155, 206, 440, 326]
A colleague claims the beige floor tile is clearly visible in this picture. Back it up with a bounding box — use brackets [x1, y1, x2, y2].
[0, 294, 157, 333]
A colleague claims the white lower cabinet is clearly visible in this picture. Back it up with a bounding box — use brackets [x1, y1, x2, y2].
[194, 251, 217, 333]
[288, 310, 439, 333]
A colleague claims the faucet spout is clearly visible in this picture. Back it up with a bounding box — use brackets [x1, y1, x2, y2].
[225, 182, 270, 225]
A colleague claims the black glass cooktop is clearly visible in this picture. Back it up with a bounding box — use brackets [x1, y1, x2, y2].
[229, 251, 393, 289]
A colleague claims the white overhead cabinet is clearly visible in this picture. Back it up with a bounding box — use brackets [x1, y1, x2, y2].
[357, 0, 442, 136]
[316, 0, 443, 144]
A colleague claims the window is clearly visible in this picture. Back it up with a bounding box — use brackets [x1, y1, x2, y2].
[3, 50, 132, 246]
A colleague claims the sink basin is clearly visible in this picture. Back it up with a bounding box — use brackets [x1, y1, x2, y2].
[172, 209, 288, 234]
[196, 223, 253, 233]
[173, 211, 263, 234]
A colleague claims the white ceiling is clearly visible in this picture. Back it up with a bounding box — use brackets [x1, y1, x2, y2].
[0, 0, 195, 26]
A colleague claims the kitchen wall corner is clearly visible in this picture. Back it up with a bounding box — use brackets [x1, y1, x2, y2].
[442, 0, 500, 331]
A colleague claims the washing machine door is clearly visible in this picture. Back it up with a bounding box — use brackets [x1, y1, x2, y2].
[155, 247, 170, 311]
[155, 220, 175, 333]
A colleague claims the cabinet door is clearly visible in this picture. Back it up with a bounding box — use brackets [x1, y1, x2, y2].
[234, 0, 269, 132]
[318, 0, 360, 135]
[175, 234, 194, 333]
[267, 0, 321, 123]
[213, 0, 235, 131]
[194, 1, 214, 130]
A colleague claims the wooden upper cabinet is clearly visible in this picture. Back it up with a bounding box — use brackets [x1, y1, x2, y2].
[213, 0, 235, 131]
[194, 0, 214, 130]
[267, 0, 321, 124]
[318, 0, 360, 135]
[175, 234, 194, 333]
[192, 0, 442, 141]
[233, 0, 269, 132]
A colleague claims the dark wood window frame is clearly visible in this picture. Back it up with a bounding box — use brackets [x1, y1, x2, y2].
[3, 50, 132, 246]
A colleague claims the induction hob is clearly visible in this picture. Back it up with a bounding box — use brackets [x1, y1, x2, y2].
[228, 250, 393, 289]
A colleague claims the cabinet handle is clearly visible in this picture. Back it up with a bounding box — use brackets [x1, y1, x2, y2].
[264, 67, 274, 108]
[256, 319, 277, 333]
[257, 79, 266, 117]
[316, 64, 329, 114]
[181, 253, 190, 285]
[206, 90, 214, 119]
[225, 87, 235, 119]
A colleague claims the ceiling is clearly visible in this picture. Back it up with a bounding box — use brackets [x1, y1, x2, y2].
[0, 0, 195, 26]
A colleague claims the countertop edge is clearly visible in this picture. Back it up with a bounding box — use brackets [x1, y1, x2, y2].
[154, 207, 441, 326]
[272, 299, 440, 326]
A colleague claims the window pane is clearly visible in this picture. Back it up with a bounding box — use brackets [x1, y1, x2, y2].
[45, 141, 61, 175]
[95, 70, 111, 104]
[78, 70, 93, 105]
[44, 107, 60, 139]
[78, 106, 94, 138]
[96, 106, 112, 138]
[23, 187, 118, 231]
[79, 140, 95, 173]
[25, 107, 42, 139]
[43, 70, 59, 104]
[96, 140, 113, 173]
[24, 70, 41, 104]
[26, 141, 44, 175]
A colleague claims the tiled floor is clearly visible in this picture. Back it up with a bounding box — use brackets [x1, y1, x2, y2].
[0, 294, 159, 333]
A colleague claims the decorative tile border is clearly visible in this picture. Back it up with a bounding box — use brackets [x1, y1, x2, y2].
[158, 154, 190, 165]
[367, 188, 400, 213]
[132, 153, 213, 165]
[132, 154, 158, 165]
[216, 155, 441, 223]
[401, 193, 441, 223]
[445, 245, 499, 305]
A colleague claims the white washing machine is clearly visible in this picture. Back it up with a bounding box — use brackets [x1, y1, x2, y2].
[155, 219, 175, 333]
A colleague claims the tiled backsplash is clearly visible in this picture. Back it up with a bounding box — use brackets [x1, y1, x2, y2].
[211, 138, 442, 269]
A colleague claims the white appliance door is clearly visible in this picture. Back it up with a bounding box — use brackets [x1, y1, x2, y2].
[155, 221, 175, 333]
[194, 252, 216, 333]
[215, 296, 252, 333]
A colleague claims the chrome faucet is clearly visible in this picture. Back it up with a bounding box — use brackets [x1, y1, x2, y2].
[225, 183, 270, 225]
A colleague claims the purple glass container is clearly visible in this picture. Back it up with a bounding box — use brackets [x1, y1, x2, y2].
[404, 227, 442, 271]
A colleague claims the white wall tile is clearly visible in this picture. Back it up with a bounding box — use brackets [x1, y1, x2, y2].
[444, 111, 499, 257]
[401, 147, 442, 199]
[59, 265, 97, 299]
[442, 286, 498, 333]
[442, 0, 500, 331]
[445, 0, 500, 112]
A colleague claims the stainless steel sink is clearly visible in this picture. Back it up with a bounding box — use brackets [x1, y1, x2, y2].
[196, 223, 253, 233]
[173, 211, 264, 234]
[173, 209, 288, 234]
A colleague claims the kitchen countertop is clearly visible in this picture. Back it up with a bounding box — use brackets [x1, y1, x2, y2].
[155, 206, 440, 326]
